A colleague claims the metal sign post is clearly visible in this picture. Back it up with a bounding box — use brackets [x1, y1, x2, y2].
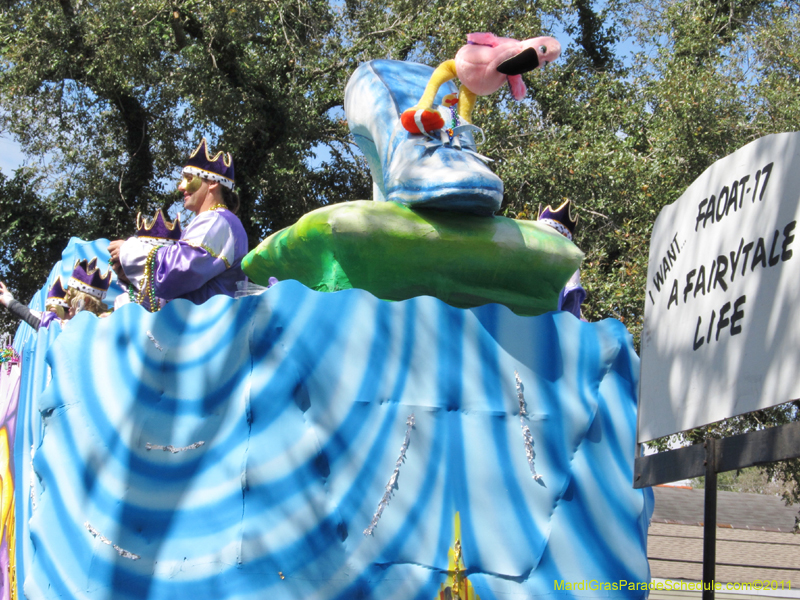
[702, 438, 717, 600]
[634, 422, 800, 600]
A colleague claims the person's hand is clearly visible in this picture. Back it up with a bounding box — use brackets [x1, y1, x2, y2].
[107, 240, 130, 284]
[107, 239, 124, 264]
[0, 282, 14, 307]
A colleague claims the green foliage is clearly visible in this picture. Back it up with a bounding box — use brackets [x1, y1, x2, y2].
[0, 0, 372, 249]
[693, 464, 793, 497]
[0, 168, 79, 333]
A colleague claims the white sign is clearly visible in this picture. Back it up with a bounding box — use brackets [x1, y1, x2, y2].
[638, 133, 800, 442]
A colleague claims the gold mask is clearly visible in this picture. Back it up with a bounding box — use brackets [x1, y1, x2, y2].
[178, 175, 203, 194]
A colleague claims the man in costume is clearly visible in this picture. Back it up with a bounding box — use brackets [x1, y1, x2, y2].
[537, 200, 586, 319]
[108, 139, 248, 309]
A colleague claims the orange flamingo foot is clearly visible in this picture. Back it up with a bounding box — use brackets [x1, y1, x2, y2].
[401, 108, 444, 134]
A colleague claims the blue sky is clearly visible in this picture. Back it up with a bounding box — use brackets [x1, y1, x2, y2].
[0, 134, 24, 176]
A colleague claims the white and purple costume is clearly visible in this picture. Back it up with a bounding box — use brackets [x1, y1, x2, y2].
[120, 207, 248, 305]
[538, 201, 586, 320]
[557, 270, 587, 318]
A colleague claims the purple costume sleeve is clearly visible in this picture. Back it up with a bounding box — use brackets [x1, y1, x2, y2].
[558, 285, 587, 319]
[39, 311, 61, 329]
[557, 269, 586, 320]
[151, 209, 248, 305]
[153, 243, 230, 303]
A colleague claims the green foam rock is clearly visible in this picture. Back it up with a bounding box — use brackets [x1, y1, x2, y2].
[242, 201, 584, 316]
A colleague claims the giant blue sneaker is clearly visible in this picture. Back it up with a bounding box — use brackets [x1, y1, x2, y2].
[345, 60, 503, 216]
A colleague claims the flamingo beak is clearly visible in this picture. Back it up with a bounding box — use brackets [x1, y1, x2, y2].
[497, 47, 540, 75]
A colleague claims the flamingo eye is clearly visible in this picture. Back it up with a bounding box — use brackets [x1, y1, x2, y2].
[539, 45, 547, 54]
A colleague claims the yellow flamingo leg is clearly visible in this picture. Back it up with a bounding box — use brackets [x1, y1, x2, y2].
[457, 85, 478, 124]
[414, 59, 458, 110]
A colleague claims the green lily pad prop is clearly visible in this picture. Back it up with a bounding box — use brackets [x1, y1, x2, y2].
[242, 201, 583, 316]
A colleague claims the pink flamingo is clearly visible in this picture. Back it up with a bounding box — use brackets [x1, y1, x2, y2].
[401, 32, 561, 134]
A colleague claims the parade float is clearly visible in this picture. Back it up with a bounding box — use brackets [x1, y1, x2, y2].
[0, 38, 653, 600]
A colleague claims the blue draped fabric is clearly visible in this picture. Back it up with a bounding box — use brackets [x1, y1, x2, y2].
[12, 239, 652, 600]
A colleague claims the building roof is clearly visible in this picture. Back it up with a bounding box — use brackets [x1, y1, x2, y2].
[652, 486, 798, 533]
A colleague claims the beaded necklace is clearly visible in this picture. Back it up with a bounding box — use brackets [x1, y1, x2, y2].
[0, 346, 20, 374]
[445, 104, 459, 144]
[135, 244, 164, 312]
[208, 203, 227, 212]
